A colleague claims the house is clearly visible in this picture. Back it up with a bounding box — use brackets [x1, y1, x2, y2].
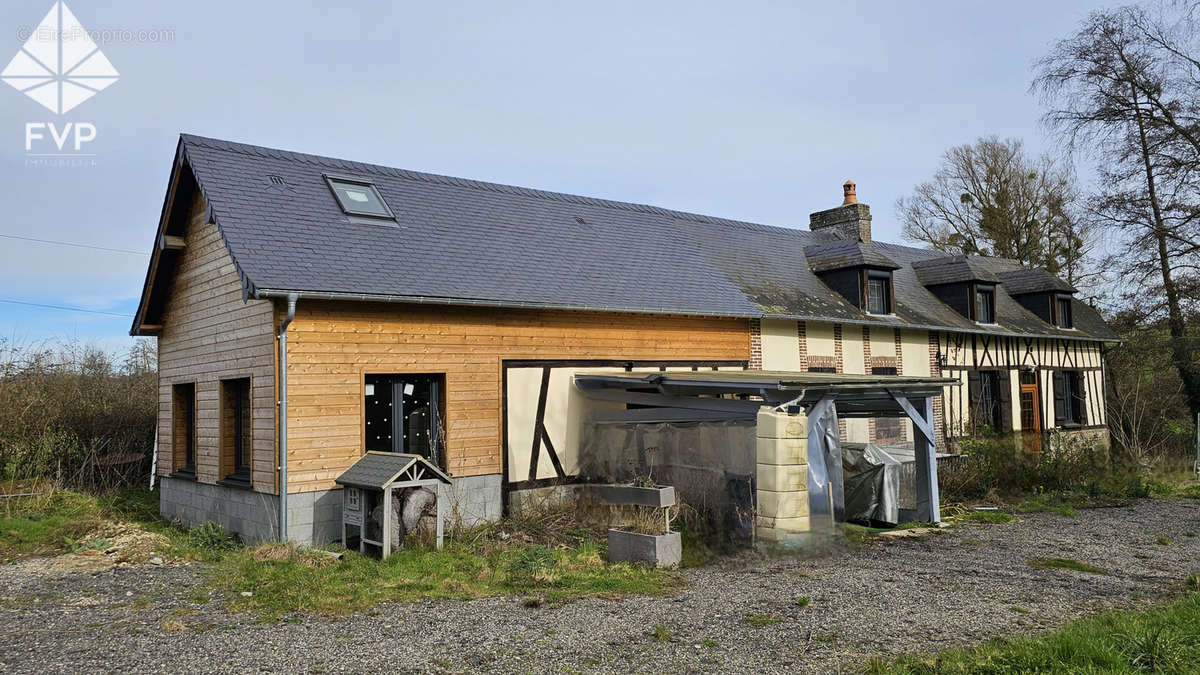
[132, 135, 1118, 544]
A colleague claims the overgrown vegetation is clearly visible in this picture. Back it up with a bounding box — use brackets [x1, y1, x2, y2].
[0, 486, 681, 618]
[0, 339, 156, 490]
[867, 593, 1200, 674]
[938, 430, 1195, 514]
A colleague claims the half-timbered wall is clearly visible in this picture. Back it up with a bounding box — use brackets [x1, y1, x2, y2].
[156, 194, 277, 493]
[936, 332, 1106, 437]
[755, 319, 1107, 446]
[283, 303, 749, 494]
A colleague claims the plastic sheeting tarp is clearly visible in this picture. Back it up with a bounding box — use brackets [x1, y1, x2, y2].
[805, 398, 843, 529]
[842, 444, 902, 526]
[578, 420, 756, 528]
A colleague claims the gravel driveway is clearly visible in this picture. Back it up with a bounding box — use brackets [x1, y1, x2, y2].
[2, 498, 1198, 674]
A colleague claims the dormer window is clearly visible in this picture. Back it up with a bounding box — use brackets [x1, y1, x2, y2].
[974, 284, 996, 324]
[805, 241, 900, 316]
[866, 271, 892, 315]
[325, 175, 394, 219]
[1054, 294, 1073, 329]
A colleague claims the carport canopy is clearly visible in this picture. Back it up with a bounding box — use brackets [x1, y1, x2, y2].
[574, 370, 961, 523]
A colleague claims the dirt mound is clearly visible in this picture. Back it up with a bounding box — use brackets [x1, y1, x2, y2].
[77, 520, 170, 565]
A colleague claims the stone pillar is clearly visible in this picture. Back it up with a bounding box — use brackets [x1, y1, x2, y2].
[755, 406, 809, 542]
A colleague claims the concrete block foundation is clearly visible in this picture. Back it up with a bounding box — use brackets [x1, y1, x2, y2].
[158, 476, 279, 545]
[160, 472, 505, 547]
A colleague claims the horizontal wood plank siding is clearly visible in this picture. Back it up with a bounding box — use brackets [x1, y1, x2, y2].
[157, 193, 277, 493]
[284, 301, 749, 493]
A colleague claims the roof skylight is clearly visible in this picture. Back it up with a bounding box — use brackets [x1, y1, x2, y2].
[324, 175, 394, 219]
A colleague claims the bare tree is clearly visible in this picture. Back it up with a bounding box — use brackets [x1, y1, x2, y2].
[1034, 1, 1200, 420]
[896, 136, 1094, 283]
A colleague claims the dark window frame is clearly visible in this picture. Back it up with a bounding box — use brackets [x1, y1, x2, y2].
[363, 373, 446, 468]
[1053, 294, 1074, 329]
[220, 377, 253, 486]
[864, 270, 893, 316]
[1055, 369, 1086, 426]
[323, 174, 396, 220]
[171, 382, 196, 477]
[973, 283, 997, 324]
[977, 370, 1002, 431]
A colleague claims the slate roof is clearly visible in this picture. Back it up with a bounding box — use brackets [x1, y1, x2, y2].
[911, 255, 1001, 286]
[335, 452, 451, 490]
[131, 134, 1118, 343]
[997, 268, 1078, 295]
[804, 241, 901, 273]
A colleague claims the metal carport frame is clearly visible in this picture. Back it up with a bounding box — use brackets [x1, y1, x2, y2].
[574, 370, 959, 523]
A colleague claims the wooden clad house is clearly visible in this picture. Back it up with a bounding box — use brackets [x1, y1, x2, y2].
[132, 136, 1118, 544]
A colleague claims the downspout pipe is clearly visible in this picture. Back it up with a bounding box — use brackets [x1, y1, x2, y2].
[277, 293, 298, 541]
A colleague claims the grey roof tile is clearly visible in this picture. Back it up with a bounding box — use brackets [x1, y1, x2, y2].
[173, 134, 1117, 342]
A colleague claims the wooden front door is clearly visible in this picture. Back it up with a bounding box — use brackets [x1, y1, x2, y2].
[1019, 371, 1042, 452]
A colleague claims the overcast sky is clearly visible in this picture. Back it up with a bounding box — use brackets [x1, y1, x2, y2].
[0, 0, 1117, 353]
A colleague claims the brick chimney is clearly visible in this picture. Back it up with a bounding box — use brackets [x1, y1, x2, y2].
[809, 180, 872, 244]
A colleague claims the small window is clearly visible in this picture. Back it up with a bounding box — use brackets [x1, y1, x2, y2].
[974, 285, 996, 324]
[972, 370, 1003, 431]
[871, 366, 898, 376]
[866, 272, 892, 315]
[1055, 295, 1073, 329]
[220, 378, 252, 485]
[1055, 370, 1086, 426]
[875, 417, 905, 442]
[172, 383, 196, 475]
[808, 366, 837, 374]
[325, 175, 394, 219]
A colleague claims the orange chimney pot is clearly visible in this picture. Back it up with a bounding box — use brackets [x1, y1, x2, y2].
[842, 180, 857, 205]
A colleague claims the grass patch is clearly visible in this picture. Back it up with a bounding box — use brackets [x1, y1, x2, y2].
[0, 488, 106, 560]
[1, 487, 681, 619]
[866, 593, 1200, 673]
[1017, 493, 1078, 517]
[1175, 484, 1200, 500]
[1010, 605, 1030, 614]
[700, 638, 719, 648]
[796, 595, 810, 607]
[214, 538, 679, 620]
[956, 510, 1016, 524]
[743, 614, 781, 628]
[650, 624, 673, 642]
[1157, 534, 1174, 546]
[1027, 557, 1108, 575]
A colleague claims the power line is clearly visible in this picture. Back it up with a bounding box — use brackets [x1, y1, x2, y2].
[0, 298, 131, 318]
[0, 233, 146, 256]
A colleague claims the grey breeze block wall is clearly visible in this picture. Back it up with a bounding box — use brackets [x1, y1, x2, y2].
[161, 473, 504, 546]
[159, 476, 279, 544]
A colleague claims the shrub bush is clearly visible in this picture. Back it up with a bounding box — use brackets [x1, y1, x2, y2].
[940, 432, 1124, 503]
[0, 339, 156, 490]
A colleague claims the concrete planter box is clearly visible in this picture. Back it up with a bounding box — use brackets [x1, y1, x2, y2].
[607, 529, 681, 568]
[588, 484, 676, 508]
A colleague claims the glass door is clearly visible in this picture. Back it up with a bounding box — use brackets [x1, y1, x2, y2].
[1018, 371, 1042, 452]
[364, 374, 443, 465]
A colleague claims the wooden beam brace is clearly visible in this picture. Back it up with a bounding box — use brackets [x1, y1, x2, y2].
[159, 234, 186, 251]
[888, 390, 937, 446]
[579, 388, 763, 414]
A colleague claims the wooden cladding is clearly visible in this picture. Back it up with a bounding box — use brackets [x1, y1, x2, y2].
[283, 301, 749, 493]
[156, 193, 277, 492]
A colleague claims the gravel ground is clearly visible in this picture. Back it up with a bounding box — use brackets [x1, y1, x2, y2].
[2, 498, 1198, 674]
